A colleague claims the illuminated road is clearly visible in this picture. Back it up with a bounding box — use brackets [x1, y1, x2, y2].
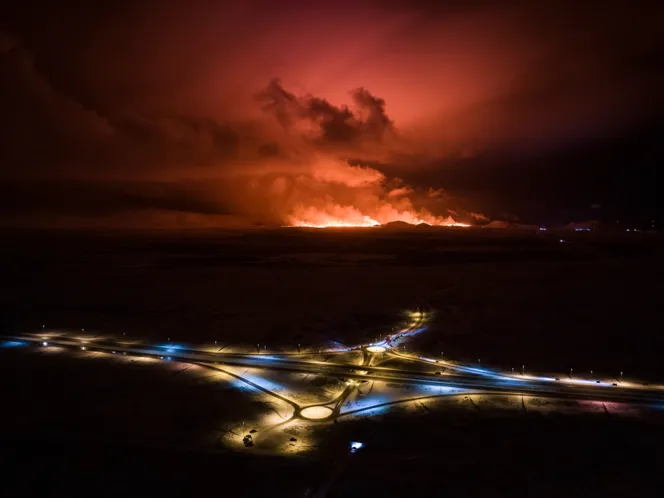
[4, 333, 664, 408]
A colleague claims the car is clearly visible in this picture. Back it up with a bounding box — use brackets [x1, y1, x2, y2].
[596, 380, 601, 383]
[349, 441, 363, 453]
[555, 378, 560, 381]
[434, 371, 441, 375]
[612, 383, 618, 386]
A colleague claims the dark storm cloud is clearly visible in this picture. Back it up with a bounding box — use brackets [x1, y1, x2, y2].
[0, 33, 248, 224]
[256, 78, 394, 146]
[422, 0, 664, 153]
[257, 142, 284, 158]
[109, 115, 239, 166]
[305, 96, 358, 143]
[352, 88, 393, 141]
[0, 36, 112, 164]
[0, 35, 241, 179]
[0, 181, 235, 218]
[256, 78, 300, 128]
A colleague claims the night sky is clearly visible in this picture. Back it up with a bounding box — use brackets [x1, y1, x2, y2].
[1, 1, 662, 228]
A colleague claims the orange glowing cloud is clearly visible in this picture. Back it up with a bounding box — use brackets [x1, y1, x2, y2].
[3, 1, 660, 228]
[269, 157, 471, 228]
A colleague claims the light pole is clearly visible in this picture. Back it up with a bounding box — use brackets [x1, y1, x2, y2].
[521, 365, 525, 375]
[570, 368, 573, 380]
[620, 371, 623, 382]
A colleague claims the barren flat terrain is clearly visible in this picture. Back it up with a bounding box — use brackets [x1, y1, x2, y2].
[2, 228, 662, 378]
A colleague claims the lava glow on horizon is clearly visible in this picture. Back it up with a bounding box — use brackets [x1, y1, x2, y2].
[289, 214, 381, 228]
[287, 208, 471, 228]
[277, 159, 476, 228]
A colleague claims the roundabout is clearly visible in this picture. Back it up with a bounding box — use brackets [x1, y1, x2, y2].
[300, 405, 334, 420]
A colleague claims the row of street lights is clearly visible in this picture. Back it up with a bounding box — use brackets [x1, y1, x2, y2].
[39, 324, 628, 383]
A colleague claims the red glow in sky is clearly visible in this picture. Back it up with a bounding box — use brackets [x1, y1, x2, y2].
[0, 1, 662, 227]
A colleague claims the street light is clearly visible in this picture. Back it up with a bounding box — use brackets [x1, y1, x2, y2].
[521, 365, 525, 375]
[620, 371, 623, 382]
[570, 368, 573, 379]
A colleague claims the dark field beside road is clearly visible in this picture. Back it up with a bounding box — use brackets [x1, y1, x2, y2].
[2, 228, 662, 379]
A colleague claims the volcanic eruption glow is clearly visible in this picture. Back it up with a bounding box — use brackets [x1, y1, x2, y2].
[278, 159, 474, 228]
[286, 202, 471, 228]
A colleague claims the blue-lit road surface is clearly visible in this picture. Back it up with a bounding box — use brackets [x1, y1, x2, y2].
[4, 335, 664, 406]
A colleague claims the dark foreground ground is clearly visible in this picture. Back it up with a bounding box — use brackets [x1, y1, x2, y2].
[1, 227, 663, 497]
[3, 414, 662, 498]
[1, 347, 663, 497]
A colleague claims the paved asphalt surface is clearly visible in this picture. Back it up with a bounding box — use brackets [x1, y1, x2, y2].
[5, 334, 664, 407]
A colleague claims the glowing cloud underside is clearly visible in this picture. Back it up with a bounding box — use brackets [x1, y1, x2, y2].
[278, 159, 475, 228]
